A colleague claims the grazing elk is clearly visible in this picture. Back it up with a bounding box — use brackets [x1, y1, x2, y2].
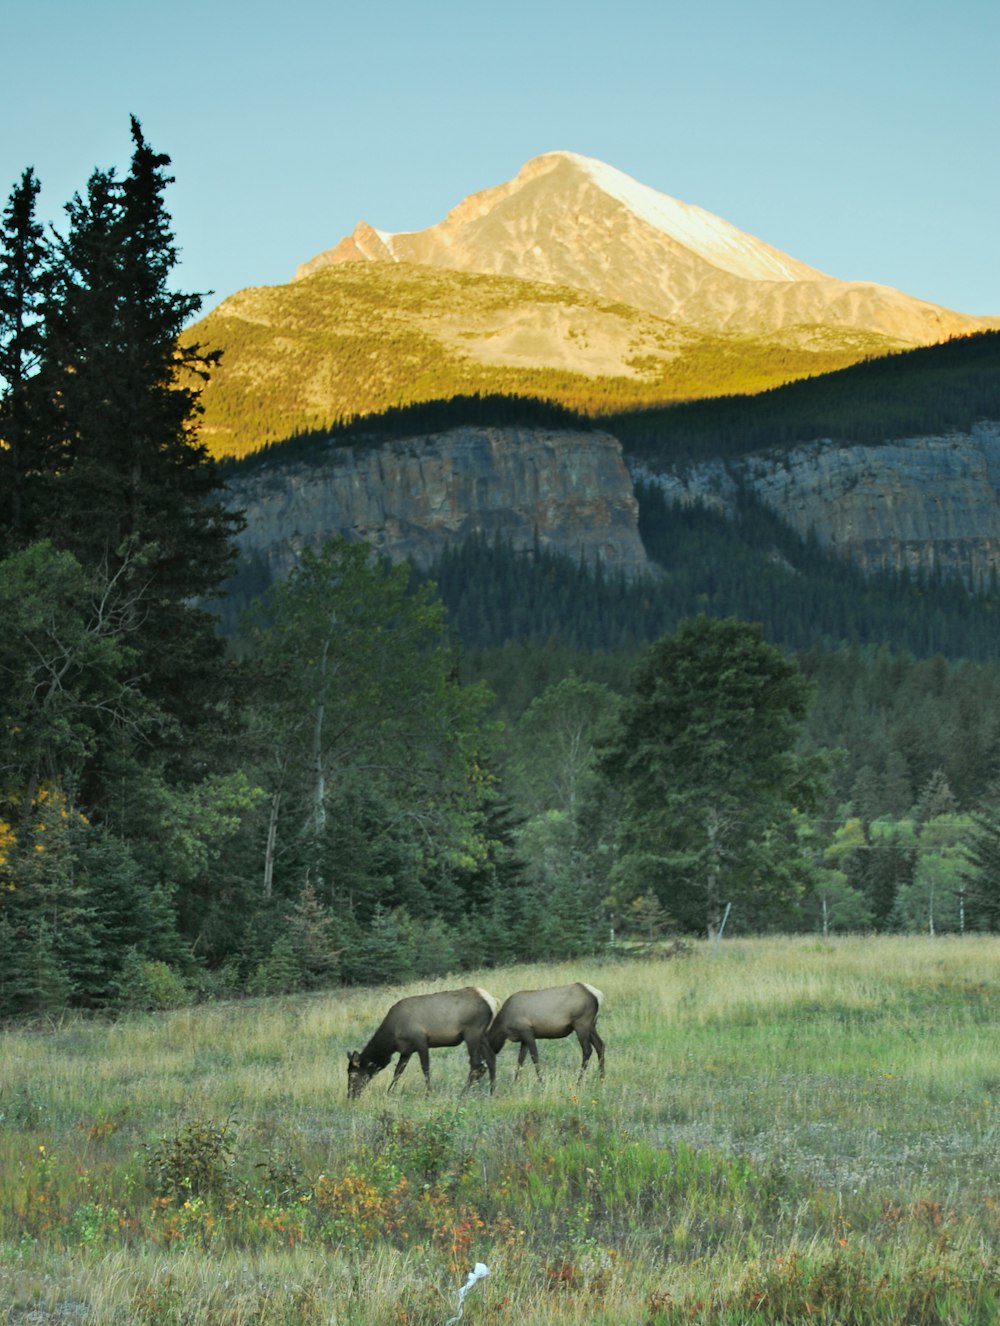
[347, 986, 499, 1098]
[489, 982, 606, 1083]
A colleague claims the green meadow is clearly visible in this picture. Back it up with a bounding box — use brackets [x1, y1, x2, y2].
[2, 936, 999, 1324]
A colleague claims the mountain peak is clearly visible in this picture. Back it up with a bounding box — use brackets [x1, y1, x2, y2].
[294, 152, 991, 347]
[300, 150, 821, 287]
[525, 151, 824, 283]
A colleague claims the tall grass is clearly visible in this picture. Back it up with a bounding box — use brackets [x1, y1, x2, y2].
[2, 937, 999, 1323]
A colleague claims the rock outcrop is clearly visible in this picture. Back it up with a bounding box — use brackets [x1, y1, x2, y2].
[632, 421, 1000, 588]
[228, 424, 649, 582]
[227, 414, 1000, 595]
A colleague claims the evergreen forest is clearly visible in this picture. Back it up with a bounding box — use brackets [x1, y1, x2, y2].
[3, 127, 1000, 1021]
[609, 328, 1000, 464]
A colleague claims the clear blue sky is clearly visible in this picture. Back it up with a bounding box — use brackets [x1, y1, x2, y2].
[6, 0, 999, 317]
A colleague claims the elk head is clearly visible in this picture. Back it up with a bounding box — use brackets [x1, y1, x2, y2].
[346, 1050, 380, 1099]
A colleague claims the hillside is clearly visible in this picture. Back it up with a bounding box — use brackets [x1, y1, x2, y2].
[187, 151, 1000, 461]
[188, 262, 893, 459]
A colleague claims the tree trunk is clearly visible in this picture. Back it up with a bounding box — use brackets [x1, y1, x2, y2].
[309, 633, 331, 837]
[263, 790, 280, 900]
[705, 806, 723, 938]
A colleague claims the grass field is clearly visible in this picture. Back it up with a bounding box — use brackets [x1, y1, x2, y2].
[2, 936, 999, 1324]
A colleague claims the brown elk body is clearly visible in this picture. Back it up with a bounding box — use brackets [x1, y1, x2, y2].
[347, 986, 499, 1098]
[488, 982, 605, 1082]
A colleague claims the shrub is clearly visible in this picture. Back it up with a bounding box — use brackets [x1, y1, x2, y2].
[247, 935, 304, 996]
[146, 1118, 237, 1203]
[114, 948, 190, 1010]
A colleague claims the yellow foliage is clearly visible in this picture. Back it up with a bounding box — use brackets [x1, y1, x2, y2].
[0, 785, 88, 877]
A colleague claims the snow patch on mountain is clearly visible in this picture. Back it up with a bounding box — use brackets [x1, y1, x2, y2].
[553, 150, 819, 284]
[374, 228, 400, 259]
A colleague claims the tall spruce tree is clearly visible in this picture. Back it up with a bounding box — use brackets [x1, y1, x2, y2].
[598, 616, 823, 935]
[38, 118, 240, 768]
[0, 125, 252, 1009]
[0, 167, 51, 552]
[963, 782, 1000, 931]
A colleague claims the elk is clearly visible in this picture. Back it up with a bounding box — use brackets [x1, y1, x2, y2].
[488, 982, 605, 1083]
[346, 986, 499, 1098]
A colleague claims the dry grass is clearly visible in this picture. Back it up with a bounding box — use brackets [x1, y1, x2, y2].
[2, 937, 999, 1323]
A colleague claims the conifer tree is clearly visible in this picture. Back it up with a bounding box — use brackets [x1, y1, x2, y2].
[38, 118, 240, 764]
[0, 167, 51, 551]
[0, 124, 250, 1008]
[287, 879, 340, 988]
[963, 783, 1000, 931]
[598, 616, 822, 936]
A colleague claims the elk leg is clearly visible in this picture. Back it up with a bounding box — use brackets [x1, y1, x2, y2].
[522, 1034, 542, 1082]
[514, 1042, 529, 1081]
[483, 1037, 497, 1094]
[462, 1038, 483, 1093]
[462, 1035, 496, 1095]
[575, 1028, 592, 1082]
[417, 1043, 432, 1092]
[388, 1052, 412, 1092]
[590, 1029, 606, 1080]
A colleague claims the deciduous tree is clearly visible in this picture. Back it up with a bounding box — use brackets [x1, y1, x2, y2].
[243, 538, 493, 927]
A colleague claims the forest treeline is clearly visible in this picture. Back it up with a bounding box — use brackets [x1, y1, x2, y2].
[219, 392, 595, 480]
[219, 328, 1000, 506]
[3, 127, 1000, 1021]
[609, 330, 1000, 465]
[421, 484, 1000, 663]
[193, 258, 997, 465]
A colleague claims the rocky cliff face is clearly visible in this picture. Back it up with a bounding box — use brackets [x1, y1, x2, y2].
[227, 417, 1000, 594]
[632, 421, 1000, 588]
[228, 424, 649, 581]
